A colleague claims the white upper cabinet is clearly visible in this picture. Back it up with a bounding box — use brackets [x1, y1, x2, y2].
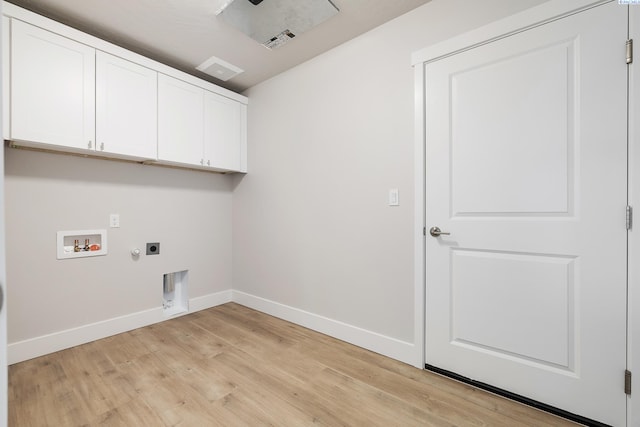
[4, 3, 248, 173]
[11, 19, 95, 150]
[96, 51, 157, 160]
[204, 91, 246, 172]
[158, 78, 247, 172]
[158, 74, 205, 167]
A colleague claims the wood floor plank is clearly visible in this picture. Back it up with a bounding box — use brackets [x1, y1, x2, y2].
[309, 366, 457, 427]
[9, 303, 581, 426]
[208, 349, 351, 426]
[57, 344, 135, 417]
[189, 307, 299, 360]
[293, 324, 569, 427]
[146, 315, 229, 359]
[93, 398, 165, 426]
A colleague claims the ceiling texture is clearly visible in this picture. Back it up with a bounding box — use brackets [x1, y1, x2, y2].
[6, 0, 432, 93]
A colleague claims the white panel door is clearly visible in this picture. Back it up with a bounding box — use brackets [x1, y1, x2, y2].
[204, 91, 242, 171]
[96, 51, 157, 159]
[11, 20, 95, 150]
[425, 3, 627, 425]
[157, 74, 204, 166]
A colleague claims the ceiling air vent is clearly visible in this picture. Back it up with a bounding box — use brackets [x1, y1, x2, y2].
[218, 0, 339, 49]
[196, 55, 244, 81]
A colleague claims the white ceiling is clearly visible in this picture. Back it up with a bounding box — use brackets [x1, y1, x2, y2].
[6, 0, 432, 93]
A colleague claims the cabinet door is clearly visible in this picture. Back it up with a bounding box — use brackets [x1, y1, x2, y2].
[158, 74, 204, 166]
[11, 20, 95, 150]
[204, 91, 245, 172]
[96, 51, 157, 159]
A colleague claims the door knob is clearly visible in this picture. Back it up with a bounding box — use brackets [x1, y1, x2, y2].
[429, 226, 450, 237]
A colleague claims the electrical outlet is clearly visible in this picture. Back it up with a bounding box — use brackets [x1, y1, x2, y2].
[110, 214, 120, 228]
[146, 242, 160, 255]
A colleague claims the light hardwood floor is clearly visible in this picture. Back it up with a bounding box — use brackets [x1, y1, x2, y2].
[9, 303, 580, 426]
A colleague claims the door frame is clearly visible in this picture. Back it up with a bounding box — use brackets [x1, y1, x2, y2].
[629, 5, 640, 426]
[0, 11, 7, 427]
[411, 0, 630, 422]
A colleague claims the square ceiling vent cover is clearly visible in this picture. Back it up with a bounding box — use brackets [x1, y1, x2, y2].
[196, 55, 244, 81]
[219, 0, 339, 49]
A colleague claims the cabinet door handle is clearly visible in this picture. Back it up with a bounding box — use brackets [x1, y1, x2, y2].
[207, 160, 211, 166]
[200, 159, 204, 165]
[100, 142, 104, 151]
[88, 141, 92, 149]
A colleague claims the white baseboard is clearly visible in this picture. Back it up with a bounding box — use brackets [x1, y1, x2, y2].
[232, 290, 420, 367]
[9, 289, 420, 368]
[189, 289, 233, 312]
[8, 289, 233, 364]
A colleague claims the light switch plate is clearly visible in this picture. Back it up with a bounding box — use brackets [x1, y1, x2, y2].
[389, 189, 399, 206]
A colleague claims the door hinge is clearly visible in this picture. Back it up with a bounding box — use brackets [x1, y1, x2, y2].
[627, 39, 633, 64]
[626, 370, 632, 395]
[627, 206, 633, 230]
[423, 226, 426, 236]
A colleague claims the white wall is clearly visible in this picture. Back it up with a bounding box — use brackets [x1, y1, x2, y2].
[5, 148, 233, 354]
[233, 0, 548, 363]
[3, 0, 549, 366]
